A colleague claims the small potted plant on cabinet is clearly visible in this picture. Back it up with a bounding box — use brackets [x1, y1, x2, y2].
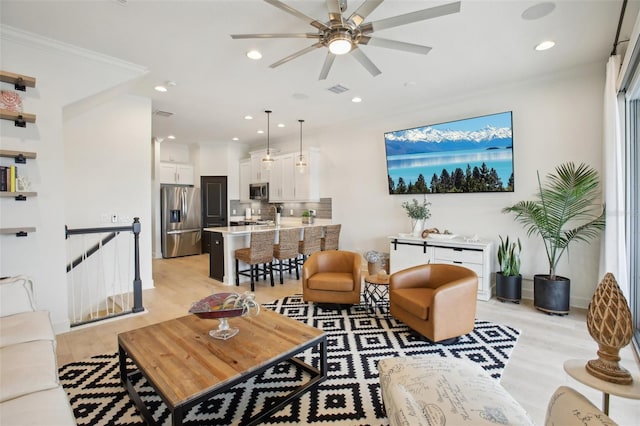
[401, 197, 431, 236]
[502, 162, 605, 315]
[496, 235, 522, 303]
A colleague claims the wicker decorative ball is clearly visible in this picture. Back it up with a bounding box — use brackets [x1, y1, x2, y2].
[586, 272, 633, 385]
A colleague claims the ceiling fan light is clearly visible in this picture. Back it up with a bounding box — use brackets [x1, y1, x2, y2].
[328, 31, 352, 55]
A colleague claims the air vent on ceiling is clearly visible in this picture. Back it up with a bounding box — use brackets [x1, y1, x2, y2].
[327, 84, 349, 94]
[153, 110, 174, 118]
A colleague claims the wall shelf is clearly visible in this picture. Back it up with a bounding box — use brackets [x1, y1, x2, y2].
[0, 71, 36, 91]
[0, 109, 36, 127]
[0, 227, 36, 237]
[0, 192, 37, 200]
[0, 149, 37, 164]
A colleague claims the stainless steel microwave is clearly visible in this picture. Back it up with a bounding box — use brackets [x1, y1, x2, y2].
[249, 183, 269, 200]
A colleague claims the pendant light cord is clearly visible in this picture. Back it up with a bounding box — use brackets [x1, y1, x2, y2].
[265, 110, 272, 155]
[299, 119, 304, 159]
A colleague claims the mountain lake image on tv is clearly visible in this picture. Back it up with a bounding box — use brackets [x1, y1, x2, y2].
[385, 111, 514, 194]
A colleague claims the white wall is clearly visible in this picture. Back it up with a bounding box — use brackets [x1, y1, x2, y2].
[0, 27, 148, 332]
[270, 62, 606, 308]
[64, 94, 153, 289]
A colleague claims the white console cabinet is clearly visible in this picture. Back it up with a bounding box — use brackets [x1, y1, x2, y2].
[389, 235, 494, 301]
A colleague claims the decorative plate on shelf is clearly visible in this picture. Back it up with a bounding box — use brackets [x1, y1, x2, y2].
[0, 91, 22, 112]
[189, 293, 244, 319]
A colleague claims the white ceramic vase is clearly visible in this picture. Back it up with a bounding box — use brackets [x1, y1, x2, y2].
[411, 219, 425, 236]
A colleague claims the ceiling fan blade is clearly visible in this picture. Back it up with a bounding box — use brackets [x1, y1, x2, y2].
[264, 0, 329, 31]
[318, 52, 336, 80]
[359, 36, 431, 55]
[362, 1, 461, 33]
[231, 33, 321, 39]
[270, 42, 324, 68]
[326, 0, 343, 24]
[348, 0, 384, 27]
[350, 48, 381, 77]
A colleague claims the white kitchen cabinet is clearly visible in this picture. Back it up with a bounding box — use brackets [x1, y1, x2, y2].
[159, 162, 194, 185]
[239, 159, 250, 201]
[293, 148, 319, 201]
[250, 155, 270, 183]
[243, 148, 320, 202]
[389, 236, 493, 301]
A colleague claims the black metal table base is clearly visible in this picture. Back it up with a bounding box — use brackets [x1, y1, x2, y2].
[119, 337, 327, 426]
[363, 280, 390, 317]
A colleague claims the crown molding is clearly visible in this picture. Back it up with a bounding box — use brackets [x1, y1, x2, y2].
[1, 25, 147, 75]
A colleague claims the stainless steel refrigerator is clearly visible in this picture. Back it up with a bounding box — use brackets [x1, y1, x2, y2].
[161, 185, 202, 258]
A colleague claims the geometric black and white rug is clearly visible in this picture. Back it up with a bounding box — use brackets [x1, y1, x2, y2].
[59, 294, 520, 425]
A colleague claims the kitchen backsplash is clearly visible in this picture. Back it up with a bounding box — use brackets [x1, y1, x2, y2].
[230, 198, 332, 220]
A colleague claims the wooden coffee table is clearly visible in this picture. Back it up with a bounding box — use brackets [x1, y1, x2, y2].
[118, 309, 327, 426]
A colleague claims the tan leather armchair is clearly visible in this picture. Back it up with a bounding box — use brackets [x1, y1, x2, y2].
[389, 263, 478, 343]
[302, 250, 362, 305]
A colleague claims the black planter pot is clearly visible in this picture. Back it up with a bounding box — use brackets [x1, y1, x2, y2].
[533, 274, 570, 315]
[496, 272, 522, 303]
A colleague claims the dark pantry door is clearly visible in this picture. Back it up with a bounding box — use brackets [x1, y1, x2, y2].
[201, 176, 228, 253]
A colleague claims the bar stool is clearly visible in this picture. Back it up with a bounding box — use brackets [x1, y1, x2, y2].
[298, 226, 322, 265]
[273, 227, 300, 284]
[235, 230, 276, 291]
[320, 224, 341, 251]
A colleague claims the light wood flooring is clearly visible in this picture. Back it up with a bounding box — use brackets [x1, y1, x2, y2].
[56, 254, 640, 425]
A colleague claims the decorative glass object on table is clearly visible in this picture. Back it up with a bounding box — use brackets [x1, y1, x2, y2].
[189, 292, 260, 340]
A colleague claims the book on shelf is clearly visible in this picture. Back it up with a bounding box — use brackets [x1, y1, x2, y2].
[0, 166, 6, 191]
[0, 165, 18, 192]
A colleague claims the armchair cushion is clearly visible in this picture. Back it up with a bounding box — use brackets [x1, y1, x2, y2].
[308, 272, 356, 292]
[391, 288, 433, 320]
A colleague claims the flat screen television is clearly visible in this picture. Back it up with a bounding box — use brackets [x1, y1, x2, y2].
[384, 111, 514, 194]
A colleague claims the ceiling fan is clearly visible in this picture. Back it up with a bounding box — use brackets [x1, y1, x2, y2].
[231, 0, 461, 80]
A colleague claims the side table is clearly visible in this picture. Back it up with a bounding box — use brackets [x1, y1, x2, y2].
[563, 359, 640, 415]
[363, 272, 390, 317]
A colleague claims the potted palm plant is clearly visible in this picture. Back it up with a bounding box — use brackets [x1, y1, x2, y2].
[502, 162, 605, 314]
[496, 235, 522, 303]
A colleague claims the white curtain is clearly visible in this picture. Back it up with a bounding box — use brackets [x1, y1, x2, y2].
[599, 55, 629, 300]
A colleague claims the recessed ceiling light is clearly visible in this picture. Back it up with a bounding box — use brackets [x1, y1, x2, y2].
[232, 137, 239, 141]
[257, 130, 264, 134]
[246, 50, 262, 60]
[522, 2, 556, 20]
[167, 135, 176, 140]
[277, 123, 285, 128]
[154, 81, 176, 92]
[244, 115, 253, 120]
[351, 97, 362, 103]
[535, 40, 556, 51]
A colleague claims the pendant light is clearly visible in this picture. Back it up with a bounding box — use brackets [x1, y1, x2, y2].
[295, 119, 307, 173]
[261, 110, 274, 170]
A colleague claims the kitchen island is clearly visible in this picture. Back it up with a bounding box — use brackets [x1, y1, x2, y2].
[204, 220, 330, 286]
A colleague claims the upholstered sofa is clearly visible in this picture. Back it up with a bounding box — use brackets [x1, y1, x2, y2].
[378, 356, 617, 426]
[0, 276, 76, 425]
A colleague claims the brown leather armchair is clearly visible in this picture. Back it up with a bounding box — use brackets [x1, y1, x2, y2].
[389, 263, 478, 343]
[302, 250, 362, 305]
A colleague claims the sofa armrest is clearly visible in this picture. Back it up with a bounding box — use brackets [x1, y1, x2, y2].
[545, 386, 618, 426]
[0, 276, 37, 317]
